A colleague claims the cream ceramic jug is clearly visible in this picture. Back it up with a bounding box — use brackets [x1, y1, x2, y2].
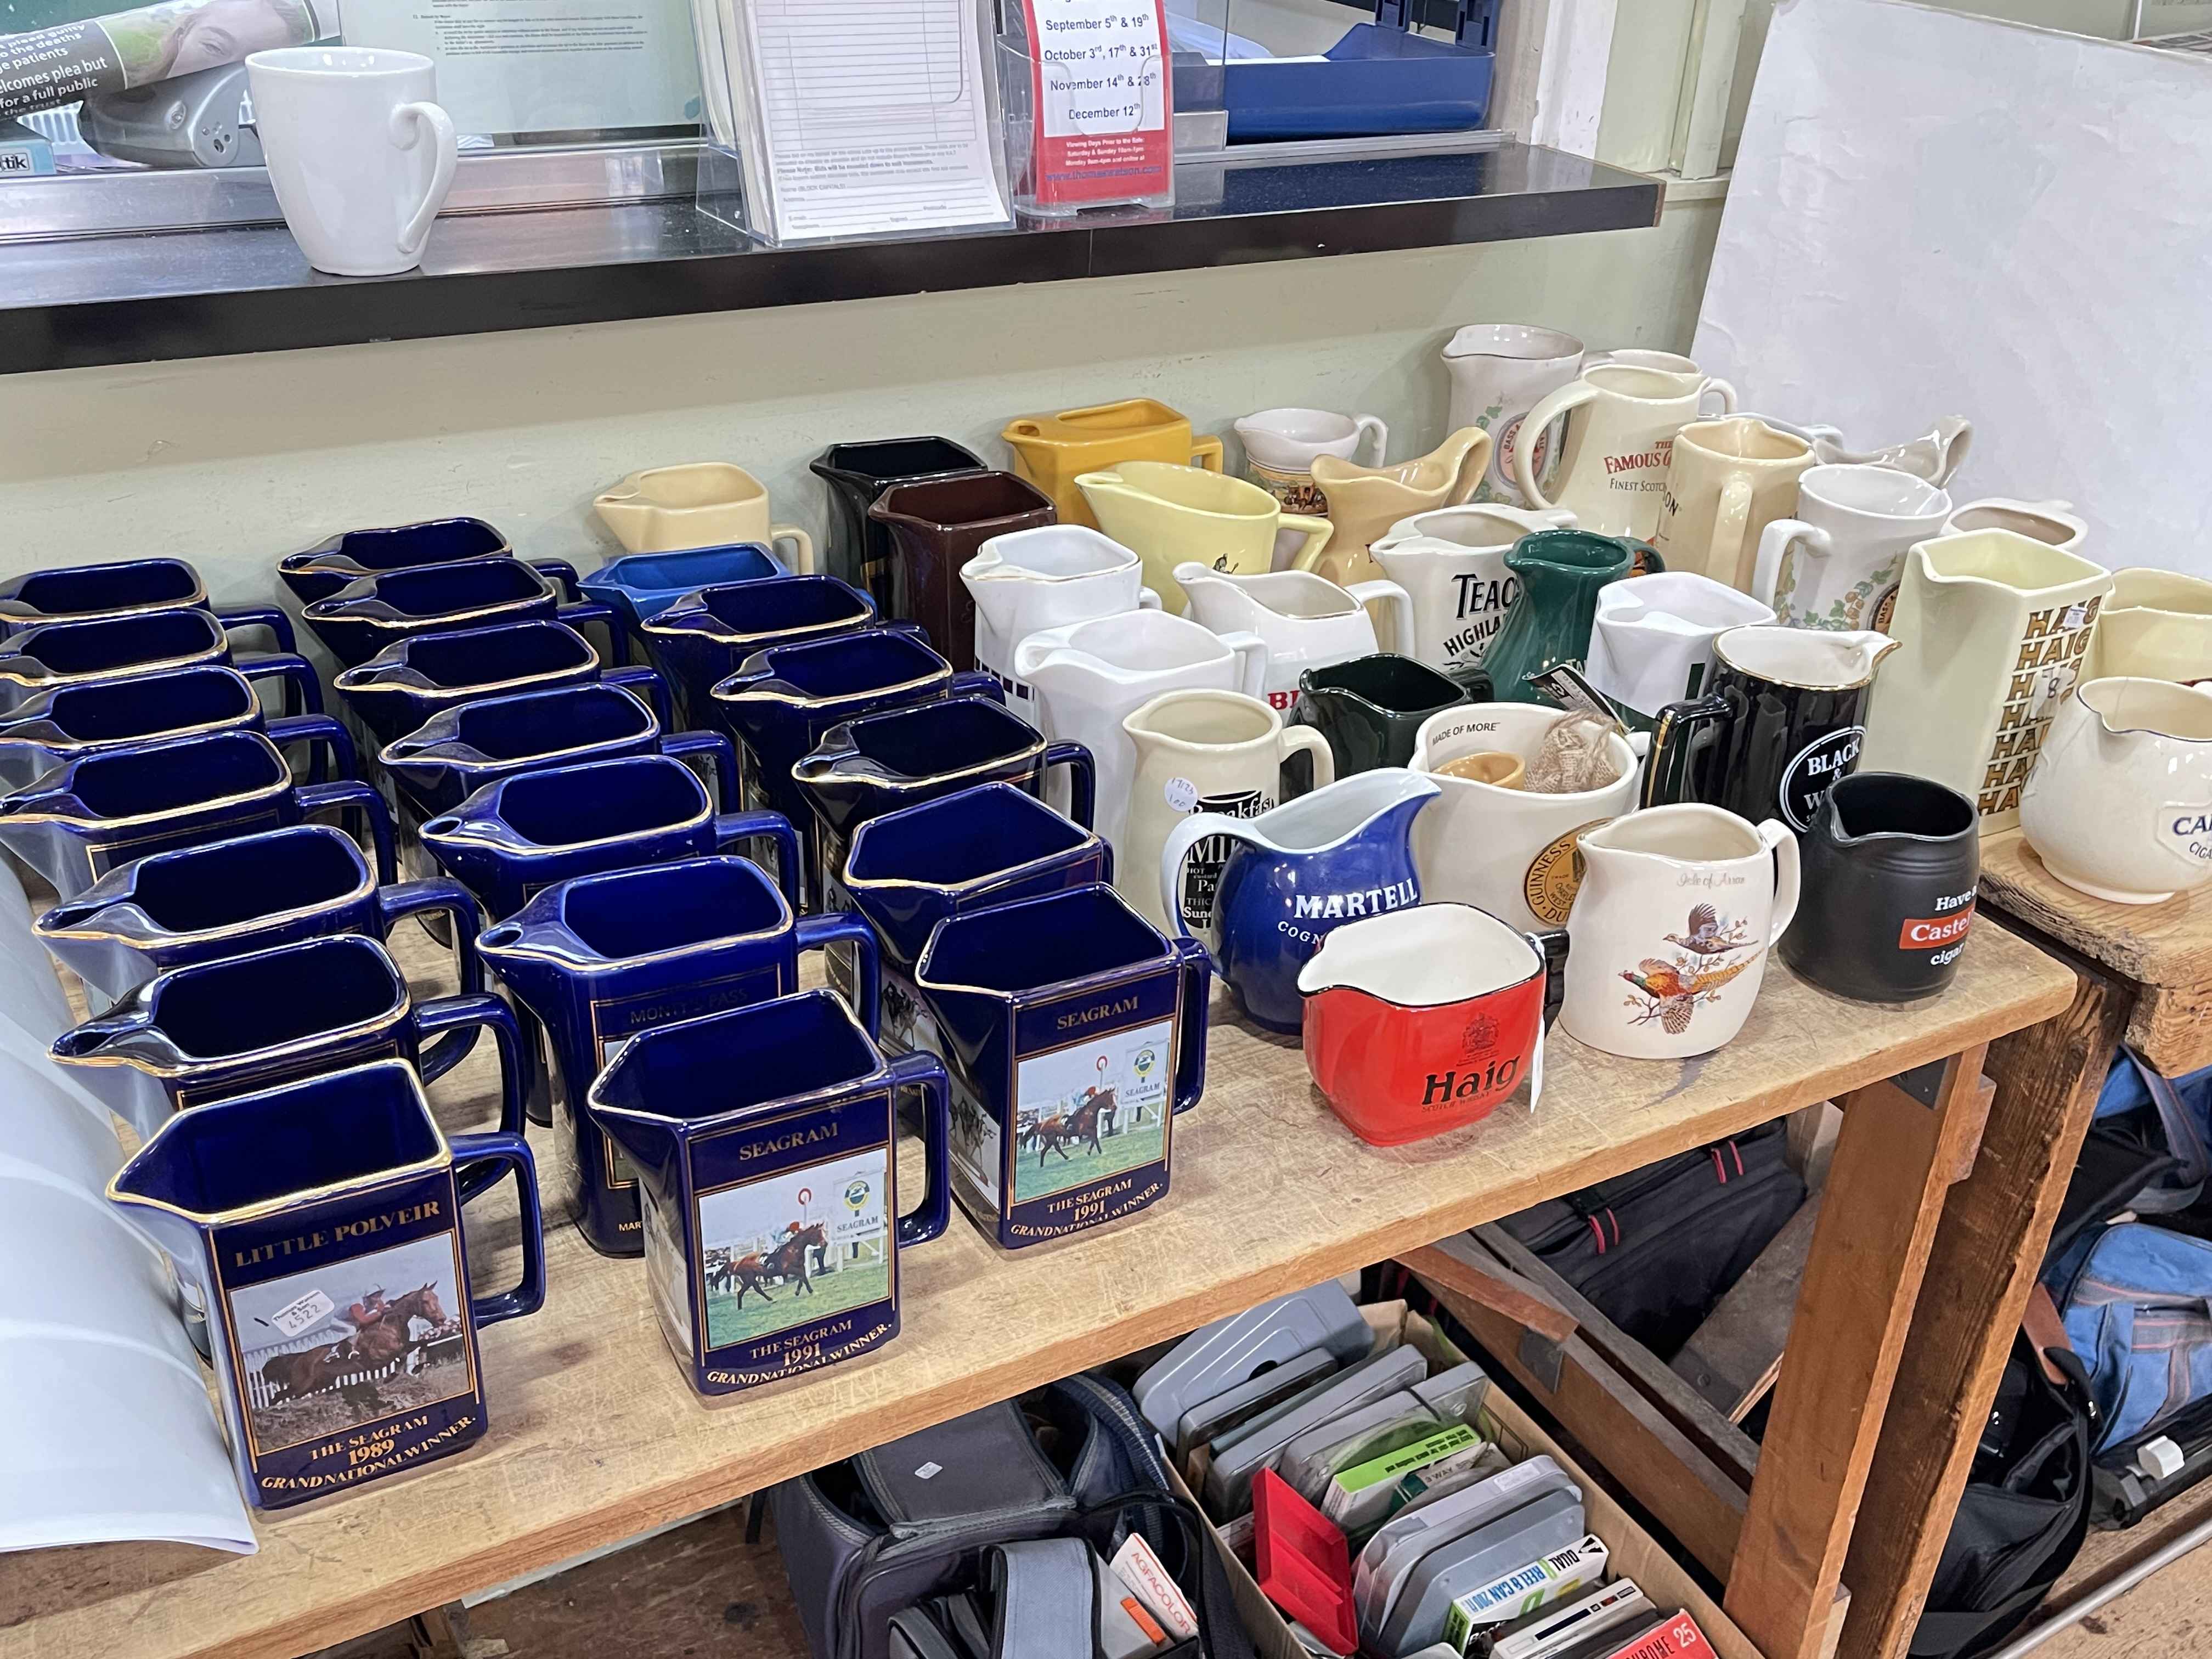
[1860, 529, 2115, 832]
[1944, 498, 2087, 551]
[1559, 804, 1799, 1060]
[1514, 366, 1711, 540]
[1233, 408, 1389, 519]
[1408, 701, 1643, 932]
[961, 524, 1161, 709]
[1013, 608, 1269, 855]
[1173, 562, 1412, 713]
[593, 463, 815, 569]
[2084, 569, 2212, 686]
[1649, 417, 1815, 591]
[1120, 689, 1334, 931]
[1741, 414, 1973, 488]
[1367, 504, 1576, 681]
[1440, 323, 1587, 506]
[2021, 677, 2212, 904]
[1305, 427, 1491, 586]
[1583, 572, 1776, 724]
[1077, 462, 1332, 612]
[1752, 464, 1954, 631]
[1583, 349, 1738, 414]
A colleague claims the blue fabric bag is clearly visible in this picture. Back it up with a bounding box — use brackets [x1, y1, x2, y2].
[2050, 1220, 2212, 1455]
[2092, 1050, 2212, 1213]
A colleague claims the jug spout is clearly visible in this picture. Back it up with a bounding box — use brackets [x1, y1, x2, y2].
[473, 919, 578, 1018]
[1830, 629, 1901, 683]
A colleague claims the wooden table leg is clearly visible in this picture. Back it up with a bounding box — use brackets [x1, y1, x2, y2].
[1835, 939, 2128, 1659]
[1721, 1046, 1993, 1659]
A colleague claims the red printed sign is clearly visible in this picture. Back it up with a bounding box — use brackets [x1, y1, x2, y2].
[1898, 902, 1975, 951]
[1022, 0, 1171, 208]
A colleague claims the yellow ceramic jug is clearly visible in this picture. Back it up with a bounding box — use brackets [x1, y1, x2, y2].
[1003, 399, 1225, 528]
[2084, 568, 2212, 686]
[593, 463, 815, 569]
[1076, 462, 1331, 613]
[1304, 427, 1491, 585]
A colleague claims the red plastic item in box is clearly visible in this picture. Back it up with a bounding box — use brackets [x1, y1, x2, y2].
[1251, 1468, 1358, 1656]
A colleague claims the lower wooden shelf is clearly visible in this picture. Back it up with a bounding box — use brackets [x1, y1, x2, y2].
[0, 920, 2072, 1659]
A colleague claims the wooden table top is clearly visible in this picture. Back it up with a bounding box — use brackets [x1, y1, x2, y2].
[0, 921, 2073, 1659]
[1980, 830, 2212, 1074]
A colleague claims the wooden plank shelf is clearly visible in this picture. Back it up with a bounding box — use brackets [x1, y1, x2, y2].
[0, 921, 2073, 1659]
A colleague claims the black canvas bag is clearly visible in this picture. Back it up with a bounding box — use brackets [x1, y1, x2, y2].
[1496, 1120, 1807, 1356]
[1909, 1333, 2093, 1658]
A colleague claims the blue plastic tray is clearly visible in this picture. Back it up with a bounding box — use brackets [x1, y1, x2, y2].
[1223, 19, 1496, 143]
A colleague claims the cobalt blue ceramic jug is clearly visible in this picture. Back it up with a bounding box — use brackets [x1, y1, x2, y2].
[0, 607, 321, 716]
[417, 752, 800, 922]
[0, 556, 294, 652]
[334, 619, 670, 748]
[639, 574, 878, 725]
[0, 663, 353, 791]
[913, 883, 1209, 1249]
[34, 822, 482, 1015]
[1158, 769, 1438, 1032]
[380, 681, 736, 820]
[108, 1059, 545, 1509]
[277, 516, 533, 603]
[302, 557, 614, 670]
[0, 729, 394, 901]
[578, 544, 788, 646]
[588, 989, 950, 1395]
[841, 782, 1111, 1053]
[477, 856, 880, 1257]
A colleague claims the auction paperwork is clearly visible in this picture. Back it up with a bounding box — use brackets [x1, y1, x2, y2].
[715, 0, 1011, 244]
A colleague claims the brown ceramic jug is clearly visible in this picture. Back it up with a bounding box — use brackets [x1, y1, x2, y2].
[868, 473, 1056, 670]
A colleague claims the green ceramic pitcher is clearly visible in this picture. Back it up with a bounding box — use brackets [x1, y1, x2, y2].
[1483, 529, 1663, 704]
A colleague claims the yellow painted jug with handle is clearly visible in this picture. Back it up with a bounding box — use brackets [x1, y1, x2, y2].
[1076, 462, 1331, 614]
[1002, 398, 1224, 528]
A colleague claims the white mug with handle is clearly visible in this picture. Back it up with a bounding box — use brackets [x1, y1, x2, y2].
[247, 47, 459, 278]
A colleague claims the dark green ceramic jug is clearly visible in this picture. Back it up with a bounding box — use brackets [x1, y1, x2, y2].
[1482, 529, 1662, 704]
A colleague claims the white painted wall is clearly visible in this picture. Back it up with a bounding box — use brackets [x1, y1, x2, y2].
[0, 193, 1719, 620]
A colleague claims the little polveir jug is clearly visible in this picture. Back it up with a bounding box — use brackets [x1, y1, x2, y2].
[1860, 529, 2114, 831]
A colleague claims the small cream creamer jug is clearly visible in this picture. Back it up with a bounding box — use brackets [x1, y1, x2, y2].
[1304, 427, 1490, 586]
[1077, 462, 1331, 614]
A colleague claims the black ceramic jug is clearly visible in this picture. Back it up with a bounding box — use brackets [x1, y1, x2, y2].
[1780, 771, 1978, 1003]
[810, 438, 989, 610]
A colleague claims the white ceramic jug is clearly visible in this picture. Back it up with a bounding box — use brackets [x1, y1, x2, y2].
[1173, 562, 1412, 712]
[1120, 689, 1334, 931]
[1860, 529, 2115, 831]
[1583, 349, 1738, 414]
[1368, 504, 1576, 680]
[1440, 324, 1587, 505]
[1583, 573, 1776, 722]
[1752, 464, 1953, 631]
[1234, 409, 1389, 523]
[1739, 414, 1973, 487]
[2084, 569, 2212, 686]
[2021, 677, 2212, 905]
[962, 524, 1161, 709]
[1513, 365, 1712, 539]
[1408, 702, 1643, 932]
[1559, 804, 1799, 1060]
[1013, 609, 1269, 855]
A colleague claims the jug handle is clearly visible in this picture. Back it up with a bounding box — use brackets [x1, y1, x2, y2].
[413, 992, 526, 1132]
[1931, 416, 1973, 486]
[1344, 579, 1415, 658]
[949, 670, 1007, 705]
[1043, 740, 1096, 829]
[236, 650, 324, 718]
[1171, 934, 1213, 1114]
[264, 712, 356, 787]
[1638, 692, 1733, 810]
[1697, 377, 1739, 419]
[1708, 477, 1757, 591]
[1157, 809, 1252, 955]
[1138, 587, 1164, 612]
[1189, 435, 1226, 473]
[1278, 724, 1334, 795]
[530, 561, 584, 600]
[659, 729, 741, 811]
[1514, 380, 1599, 510]
[768, 523, 817, 577]
[1445, 428, 1493, 507]
[604, 664, 675, 730]
[211, 606, 297, 656]
[1757, 819, 1803, 945]
[886, 1049, 953, 1246]
[1354, 416, 1390, 467]
[377, 876, 486, 1001]
[555, 598, 625, 668]
[1282, 516, 1334, 571]
[1753, 519, 1826, 614]
[450, 1130, 547, 1324]
[713, 808, 803, 910]
[796, 911, 882, 1043]
[1221, 630, 1271, 703]
[297, 779, 397, 885]
[1526, 928, 1571, 1030]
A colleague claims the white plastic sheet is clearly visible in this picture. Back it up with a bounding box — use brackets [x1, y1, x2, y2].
[1695, 0, 2212, 576]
